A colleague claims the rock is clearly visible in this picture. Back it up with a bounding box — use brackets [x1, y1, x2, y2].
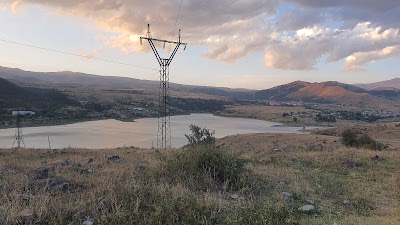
[83, 219, 94, 225]
[32, 178, 69, 192]
[282, 192, 293, 201]
[298, 204, 315, 214]
[230, 194, 239, 200]
[230, 194, 245, 200]
[107, 156, 121, 162]
[49, 178, 70, 192]
[343, 200, 351, 206]
[278, 181, 286, 186]
[17, 209, 37, 222]
[59, 207, 68, 215]
[30, 167, 49, 180]
[0, 167, 17, 175]
[99, 196, 113, 213]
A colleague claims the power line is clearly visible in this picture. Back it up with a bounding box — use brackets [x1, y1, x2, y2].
[0, 38, 158, 71]
[168, 0, 184, 53]
[172, 0, 184, 40]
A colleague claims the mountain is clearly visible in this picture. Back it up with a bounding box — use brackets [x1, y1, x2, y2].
[0, 77, 78, 110]
[0, 66, 255, 100]
[254, 81, 397, 107]
[355, 78, 400, 90]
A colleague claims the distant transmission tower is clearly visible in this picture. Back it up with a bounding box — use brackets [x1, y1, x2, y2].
[140, 24, 187, 149]
[12, 114, 25, 149]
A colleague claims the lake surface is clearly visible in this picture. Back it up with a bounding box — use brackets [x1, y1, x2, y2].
[0, 114, 315, 149]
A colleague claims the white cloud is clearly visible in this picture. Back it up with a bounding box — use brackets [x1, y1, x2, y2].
[5, 0, 400, 71]
[264, 23, 400, 70]
[344, 45, 400, 71]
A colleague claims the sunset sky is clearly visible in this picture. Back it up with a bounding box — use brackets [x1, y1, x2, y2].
[0, 0, 399, 89]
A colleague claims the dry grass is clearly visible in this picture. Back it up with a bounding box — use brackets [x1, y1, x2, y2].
[215, 105, 383, 127]
[217, 133, 400, 225]
[315, 122, 400, 149]
[1, 132, 399, 224]
[216, 105, 321, 126]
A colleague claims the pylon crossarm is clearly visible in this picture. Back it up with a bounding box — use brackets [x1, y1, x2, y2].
[168, 44, 181, 66]
[141, 37, 187, 46]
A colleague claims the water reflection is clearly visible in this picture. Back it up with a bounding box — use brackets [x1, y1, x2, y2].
[0, 114, 314, 149]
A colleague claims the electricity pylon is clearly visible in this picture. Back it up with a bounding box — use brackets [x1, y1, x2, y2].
[12, 114, 25, 149]
[140, 24, 187, 149]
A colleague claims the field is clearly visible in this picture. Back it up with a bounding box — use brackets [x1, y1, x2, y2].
[216, 105, 322, 126]
[216, 105, 400, 127]
[1, 130, 399, 225]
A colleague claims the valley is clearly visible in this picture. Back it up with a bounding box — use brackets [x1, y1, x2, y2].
[1, 67, 400, 225]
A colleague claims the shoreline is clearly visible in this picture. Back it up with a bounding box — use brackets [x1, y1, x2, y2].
[214, 112, 331, 127]
[0, 118, 106, 130]
[0, 112, 199, 130]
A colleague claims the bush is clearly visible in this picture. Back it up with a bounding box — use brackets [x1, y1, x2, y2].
[185, 124, 215, 146]
[161, 145, 246, 191]
[342, 129, 385, 150]
[356, 134, 385, 150]
[101, 184, 299, 225]
[101, 184, 219, 224]
[342, 129, 358, 146]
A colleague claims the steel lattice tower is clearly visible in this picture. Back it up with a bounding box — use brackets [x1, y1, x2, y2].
[140, 24, 187, 149]
[12, 114, 25, 149]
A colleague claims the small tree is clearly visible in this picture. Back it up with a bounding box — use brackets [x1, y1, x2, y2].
[342, 129, 358, 147]
[185, 124, 215, 146]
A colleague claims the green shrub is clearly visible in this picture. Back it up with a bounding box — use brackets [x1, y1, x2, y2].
[185, 124, 215, 146]
[100, 185, 219, 225]
[100, 184, 299, 225]
[161, 145, 246, 191]
[342, 129, 385, 150]
[356, 134, 385, 150]
[342, 129, 358, 147]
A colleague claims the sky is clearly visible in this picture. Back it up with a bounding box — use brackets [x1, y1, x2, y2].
[0, 0, 399, 90]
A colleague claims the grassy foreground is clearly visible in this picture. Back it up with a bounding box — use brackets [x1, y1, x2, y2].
[1, 133, 399, 224]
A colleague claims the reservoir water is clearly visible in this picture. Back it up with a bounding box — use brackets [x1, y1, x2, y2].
[0, 114, 314, 149]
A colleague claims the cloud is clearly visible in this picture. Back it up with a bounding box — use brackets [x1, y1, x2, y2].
[77, 47, 103, 61]
[344, 45, 400, 71]
[6, 0, 400, 71]
[11, 0, 21, 13]
[276, 8, 324, 31]
[264, 23, 400, 70]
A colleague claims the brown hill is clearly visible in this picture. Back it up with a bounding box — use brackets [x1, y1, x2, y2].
[255, 81, 397, 108]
